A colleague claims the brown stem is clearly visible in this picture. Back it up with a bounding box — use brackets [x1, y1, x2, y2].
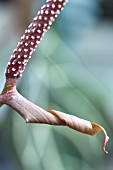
[0, 96, 4, 107]
[0, 83, 109, 153]
[0, 78, 17, 107]
[1, 78, 17, 95]
[1, 87, 64, 125]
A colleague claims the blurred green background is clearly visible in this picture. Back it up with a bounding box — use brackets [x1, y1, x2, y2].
[0, 0, 113, 169]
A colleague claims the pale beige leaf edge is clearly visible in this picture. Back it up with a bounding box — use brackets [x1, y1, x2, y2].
[47, 110, 109, 154]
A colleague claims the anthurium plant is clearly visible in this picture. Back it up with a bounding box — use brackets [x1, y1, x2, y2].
[0, 0, 109, 153]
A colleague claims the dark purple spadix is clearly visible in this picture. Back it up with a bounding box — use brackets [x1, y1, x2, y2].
[5, 0, 68, 79]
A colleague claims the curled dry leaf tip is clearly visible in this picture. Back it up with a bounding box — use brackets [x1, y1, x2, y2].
[91, 122, 109, 154]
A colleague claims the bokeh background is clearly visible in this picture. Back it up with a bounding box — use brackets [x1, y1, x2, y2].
[0, 0, 113, 169]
